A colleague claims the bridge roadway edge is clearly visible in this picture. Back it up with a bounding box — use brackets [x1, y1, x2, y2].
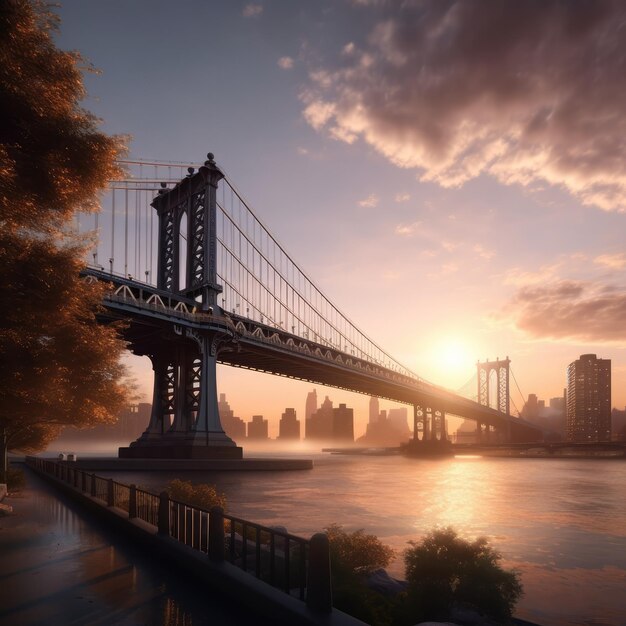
[25, 461, 367, 626]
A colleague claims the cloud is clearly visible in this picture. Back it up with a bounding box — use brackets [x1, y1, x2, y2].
[358, 193, 379, 208]
[502, 263, 562, 287]
[394, 192, 410, 203]
[302, 0, 626, 211]
[278, 56, 294, 70]
[594, 253, 626, 270]
[441, 262, 459, 275]
[395, 221, 420, 236]
[297, 147, 309, 156]
[473, 244, 495, 260]
[303, 100, 335, 129]
[242, 3, 263, 18]
[502, 280, 626, 343]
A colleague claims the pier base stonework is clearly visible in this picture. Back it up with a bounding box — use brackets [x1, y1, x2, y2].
[119, 443, 242, 459]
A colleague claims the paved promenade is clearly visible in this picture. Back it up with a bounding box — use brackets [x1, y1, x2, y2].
[0, 466, 252, 625]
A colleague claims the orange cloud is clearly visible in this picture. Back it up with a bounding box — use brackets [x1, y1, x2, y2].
[503, 280, 626, 343]
[594, 253, 626, 270]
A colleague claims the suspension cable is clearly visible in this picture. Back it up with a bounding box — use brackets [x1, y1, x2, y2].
[510, 367, 527, 412]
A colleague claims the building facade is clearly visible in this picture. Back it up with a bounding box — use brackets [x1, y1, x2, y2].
[566, 354, 611, 442]
[218, 393, 247, 442]
[279, 408, 300, 440]
[332, 404, 354, 442]
[247, 415, 269, 440]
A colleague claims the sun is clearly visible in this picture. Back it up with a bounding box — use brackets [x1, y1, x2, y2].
[430, 337, 475, 388]
[440, 339, 468, 369]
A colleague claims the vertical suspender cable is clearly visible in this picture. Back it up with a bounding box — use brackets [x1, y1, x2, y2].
[94, 211, 99, 266]
[124, 188, 129, 277]
[110, 189, 115, 274]
[135, 185, 140, 278]
[149, 189, 154, 284]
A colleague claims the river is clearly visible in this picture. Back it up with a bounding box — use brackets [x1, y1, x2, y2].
[83, 450, 626, 626]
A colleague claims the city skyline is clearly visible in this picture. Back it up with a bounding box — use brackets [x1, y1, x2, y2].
[52, 1, 626, 431]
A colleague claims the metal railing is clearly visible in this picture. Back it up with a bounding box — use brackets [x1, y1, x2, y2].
[25, 457, 328, 609]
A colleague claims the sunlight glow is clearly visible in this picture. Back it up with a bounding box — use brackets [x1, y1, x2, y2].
[431, 338, 475, 387]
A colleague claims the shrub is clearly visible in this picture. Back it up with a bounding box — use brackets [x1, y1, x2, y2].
[325, 524, 396, 625]
[165, 479, 226, 510]
[325, 523, 395, 575]
[403, 527, 523, 623]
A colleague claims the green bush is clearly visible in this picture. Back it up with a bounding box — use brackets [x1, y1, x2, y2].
[165, 479, 226, 510]
[403, 527, 523, 623]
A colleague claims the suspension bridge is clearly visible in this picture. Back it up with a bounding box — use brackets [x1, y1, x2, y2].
[77, 154, 541, 459]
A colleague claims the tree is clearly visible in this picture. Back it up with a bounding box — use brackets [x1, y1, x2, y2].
[325, 524, 396, 626]
[0, 0, 129, 482]
[403, 527, 523, 623]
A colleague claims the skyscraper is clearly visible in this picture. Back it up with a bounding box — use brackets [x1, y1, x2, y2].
[279, 408, 300, 440]
[306, 396, 334, 439]
[247, 415, 269, 440]
[369, 396, 380, 424]
[566, 354, 611, 442]
[218, 393, 246, 441]
[332, 404, 354, 441]
[305, 389, 318, 421]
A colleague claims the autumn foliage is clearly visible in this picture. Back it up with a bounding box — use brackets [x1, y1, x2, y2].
[165, 479, 227, 511]
[0, 0, 129, 482]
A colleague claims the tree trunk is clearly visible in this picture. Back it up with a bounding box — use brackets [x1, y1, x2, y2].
[0, 426, 8, 485]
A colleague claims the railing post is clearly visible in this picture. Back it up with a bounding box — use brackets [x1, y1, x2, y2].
[158, 491, 170, 535]
[107, 479, 114, 507]
[208, 506, 225, 562]
[73, 469, 78, 488]
[90, 473, 96, 497]
[81, 471, 87, 493]
[306, 533, 332, 613]
[129, 484, 137, 519]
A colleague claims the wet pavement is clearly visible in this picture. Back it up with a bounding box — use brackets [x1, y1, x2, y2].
[0, 466, 254, 625]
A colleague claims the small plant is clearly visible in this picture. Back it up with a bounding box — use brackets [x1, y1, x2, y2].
[403, 527, 523, 623]
[165, 479, 226, 510]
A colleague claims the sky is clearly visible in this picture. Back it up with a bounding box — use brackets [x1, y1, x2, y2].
[54, 0, 626, 438]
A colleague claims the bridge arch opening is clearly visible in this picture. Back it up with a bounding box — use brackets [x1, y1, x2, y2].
[489, 369, 498, 409]
[178, 210, 188, 292]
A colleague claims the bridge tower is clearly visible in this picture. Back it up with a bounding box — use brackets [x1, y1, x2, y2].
[403, 402, 452, 456]
[120, 154, 241, 459]
[476, 357, 510, 443]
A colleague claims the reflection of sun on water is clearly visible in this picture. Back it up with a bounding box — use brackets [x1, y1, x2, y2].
[406, 458, 495, 535]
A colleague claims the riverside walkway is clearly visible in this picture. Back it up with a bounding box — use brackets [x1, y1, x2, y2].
[0, 465, 255, 626]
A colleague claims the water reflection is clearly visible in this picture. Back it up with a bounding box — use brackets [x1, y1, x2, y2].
[98, 453, 626, 626]
[0, 472, 254, 625]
